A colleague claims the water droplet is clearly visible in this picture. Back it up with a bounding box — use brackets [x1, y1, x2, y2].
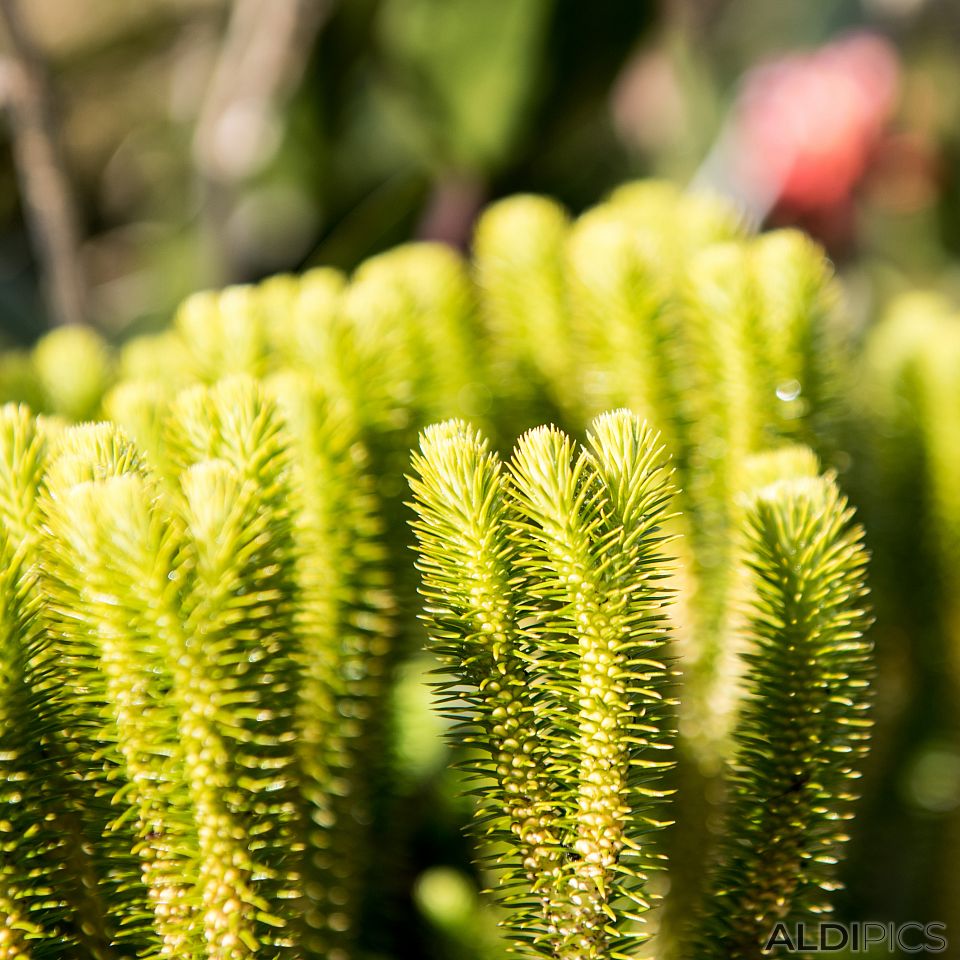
[776, 379, 802, 402]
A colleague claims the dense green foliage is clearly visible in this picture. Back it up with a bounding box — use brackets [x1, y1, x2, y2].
[411, 423, 871, 957]
[695, 454, 872, 959]
[0, 179, 881, 958]
[410, 413, 676, 957]
[0, 381, 391, 958]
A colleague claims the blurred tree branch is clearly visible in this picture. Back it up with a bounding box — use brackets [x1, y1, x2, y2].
[0, 0, 87, 328]
[193, 0, 333, 281]
[194, 0, 332, 182]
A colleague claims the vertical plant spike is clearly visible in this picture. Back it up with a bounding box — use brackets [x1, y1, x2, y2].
[410, 410, 676, 958]
[0, 407, 120, 958]
[165, 375, 395, 955]
[863, 303, 960, 931]
[695, 461, 872, 960]
[0, 408, 76, 955]
[80, 460, 279, 960]
[40, 425, 198, 959]
[508, 414, 676, 958]
[472, 195, 575, 421]
[750, 230, 842, 453]
[910, 324, 960, 588]
[858, 294, 954, 603]
[409, 420, 564, 947]
[675, 231, 841, 767]
[0, 529, 63, 957]
[565, 209, 675, 444]
[269, 372, 394, 957]
[49, 431, 302, 958]
[347, 244, 481, 427]
[165, 377, 304, 955]
[37, 423, 159, 956]
[176, 462, 302, 957]
[676, 242, 763, 766]
[862, 296, 960, 939]
[0, 532, 102, 960]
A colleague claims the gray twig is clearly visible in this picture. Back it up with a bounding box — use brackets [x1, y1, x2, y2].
[0, 0, 87, 327]
[192, 0, 333, 282]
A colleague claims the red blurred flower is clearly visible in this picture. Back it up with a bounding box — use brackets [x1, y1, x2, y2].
[731, 31, 900, 215]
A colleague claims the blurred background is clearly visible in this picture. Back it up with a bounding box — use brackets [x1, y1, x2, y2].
[2, 0, 960, 956]
[3, 0, 960, 342]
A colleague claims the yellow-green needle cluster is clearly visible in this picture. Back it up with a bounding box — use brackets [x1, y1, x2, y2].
[695, 452, 872, 959]
[410, 410, 676, 959]
[0, 175, 873, 960]
[413, 427, 873, 959]
[0, 380, 393, 959]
